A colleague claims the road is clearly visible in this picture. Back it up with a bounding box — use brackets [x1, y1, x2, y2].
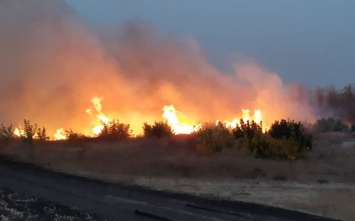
[0, 156, 338, 221]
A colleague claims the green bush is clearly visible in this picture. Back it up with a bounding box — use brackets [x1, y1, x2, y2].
[143, 121, 173, 138]
[240, 133, 306, 160]
[268, 119, 312, 152]
[98, 120, 132, 140]
[196, 119, 313, 160]
[196, 122, 234, 154]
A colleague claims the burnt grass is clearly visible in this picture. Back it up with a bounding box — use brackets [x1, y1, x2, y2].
[0, 186, 107, 221]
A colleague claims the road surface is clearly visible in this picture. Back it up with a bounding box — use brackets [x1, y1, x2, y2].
[0, 156, 338, 221]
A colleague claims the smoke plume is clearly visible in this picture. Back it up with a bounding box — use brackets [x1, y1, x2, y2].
[0, 0, 316, 136]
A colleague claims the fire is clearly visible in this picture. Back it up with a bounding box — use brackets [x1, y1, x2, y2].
[254, 109, 262, 124]
[242, 109, 250, 122]
[12, 96, 269, 140]
[162, 105, 200, 134]
[14, 127, 24, 137]
[162, 105, 268, 134]
[86, 96, 111, 136]
[54, 128, 66, 140]
[218, 109, 268, 132]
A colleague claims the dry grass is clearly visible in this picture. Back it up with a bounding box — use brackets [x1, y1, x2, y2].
[1, 132, 355, 220]
[1, 133, 355, 183]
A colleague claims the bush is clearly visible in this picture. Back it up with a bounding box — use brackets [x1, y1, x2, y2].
[98, 120, 132, 140]
[143, 121, 173, 138]
[196, 119, 313, 160]
[36, 126, 49, 141]
[312, 117, 349, 133]
[268, 119, 313, 152]
[22, 119, 37, 144]
[196, 122, 234, 154]
[0, 124, 13, 140]
[21, 120, 49, 143]
[232, 119, 262, 140]
[240, 133, 306, 160]
[65, 129, 86, 141]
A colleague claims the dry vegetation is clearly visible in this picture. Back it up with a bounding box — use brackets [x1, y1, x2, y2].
[0, 132, 355, 220]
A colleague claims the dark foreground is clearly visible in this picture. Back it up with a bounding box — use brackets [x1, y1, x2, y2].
[0, 186, 106, 220]
[0, 156, 339, 221]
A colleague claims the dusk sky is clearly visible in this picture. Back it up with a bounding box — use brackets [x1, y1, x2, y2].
[66, 0, 355, 88]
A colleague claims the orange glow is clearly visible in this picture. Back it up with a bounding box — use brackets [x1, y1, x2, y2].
[163, 105, 268, 134]
[242, 109, 250, 122]
[14, 127, 24, 137]
[254, 109, 262, 124]
[162, 105, 200, 134]
[13, 98, 270, 139]
[86, 97, 111, 136]
[54, 128, 66, 140]
[216, 109, 268, 131]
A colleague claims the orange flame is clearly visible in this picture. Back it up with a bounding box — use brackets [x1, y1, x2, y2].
[54, 128, 66, 140]
[162, 105, 200, 134]
[217, 109, 268, 131]
[14, 127, 24, 137]
[163, 105, 268, 134]
[86, 96, 111, 136]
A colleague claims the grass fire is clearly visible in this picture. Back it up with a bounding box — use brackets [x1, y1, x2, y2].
[1, 1, 355, 221]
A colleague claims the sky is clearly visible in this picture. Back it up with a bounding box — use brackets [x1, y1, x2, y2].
[66, 0, 355, 88]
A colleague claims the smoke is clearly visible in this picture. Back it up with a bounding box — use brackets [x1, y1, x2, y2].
[0, 0, 316, 136]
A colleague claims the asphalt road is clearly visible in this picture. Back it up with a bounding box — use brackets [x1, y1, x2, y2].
[0, 156, 339, 221]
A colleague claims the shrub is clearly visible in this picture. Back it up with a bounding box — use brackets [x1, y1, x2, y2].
[98, 120, 132, 140]
[235, 119, 315, 160]
[232, 119, 262, 139]
[65, 129, 85, 141]
[312, 117, 349, 133]
[21, 120, 49, 144]
[0, 124, 13, 140]
[196, 122, 234, 154]
[36, 127, 49, 141]
[143, 121, 173, 138]
[268, 119, 313, 152]
[22, 119, 37, 144]
[240, 133, 306, 160]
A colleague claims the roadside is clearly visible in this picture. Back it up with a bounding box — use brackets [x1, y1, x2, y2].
[66, 171, 355, 221]
[0, 186, 106, 221]
[0, 133, 354, 220]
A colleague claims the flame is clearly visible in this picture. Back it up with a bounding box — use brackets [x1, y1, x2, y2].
[242, 109, 250, 122]
[219, 109, 268, 132]
[254, 109, 262, 124]
[14, 127, 24, 137]
[86, 96, 111, 136]
[162, 105, 270, 134]
[162, 105, 200, 134]
[54, 128, 66, 140]
[12, 96, 270, 139]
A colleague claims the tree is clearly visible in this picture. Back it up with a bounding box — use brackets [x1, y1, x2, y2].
[98, 120, 132, 140]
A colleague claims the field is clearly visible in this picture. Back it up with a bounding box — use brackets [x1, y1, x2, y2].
[1, 132, 355, 221]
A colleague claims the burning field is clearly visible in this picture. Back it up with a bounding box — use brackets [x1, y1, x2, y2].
[1, 1, 355, 221]
[0, 0, 317, 139]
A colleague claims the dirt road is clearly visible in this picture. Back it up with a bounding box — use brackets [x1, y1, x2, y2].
[0, 156, 338, 221]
